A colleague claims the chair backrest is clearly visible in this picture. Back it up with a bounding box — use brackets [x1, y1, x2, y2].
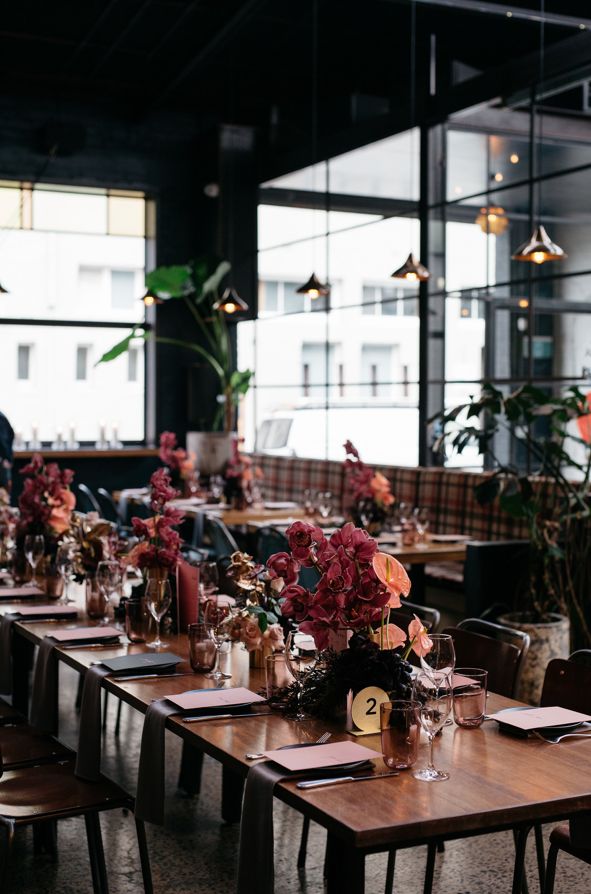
[390, 601, 441, 634]
[540, 658, 591, 712]
[203, 515, 239, 559]
[96, 488, 122, 525]
[77, 483, 102, 515]
[442, 620, 530, 698]
[568, 650, 591, 669]
[464, 540, 530, 617]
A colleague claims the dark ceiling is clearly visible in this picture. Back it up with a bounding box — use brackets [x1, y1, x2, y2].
[1, 0, 590, 164]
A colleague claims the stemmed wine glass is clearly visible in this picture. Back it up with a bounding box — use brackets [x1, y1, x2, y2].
[95, 560, 122, 626]
[24, 534, 44, 587]
[316, 491, 333, 520]
[412, 670, 453, 782]
[413, 507, 430, 545]
[56, 544, 75, 604]
[420, 633, 456, 679]
[145, 578, 172, 650]
[203, 599, 233, 681]
[199, 562, 219, 603]
[285, 630, 319, 721]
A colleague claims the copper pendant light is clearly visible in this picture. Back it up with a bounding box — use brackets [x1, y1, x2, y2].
[213, 287, 249, 315]
[296, 272, 329, 298]
[512, 224, 566, 265]
[391, 252, 430, 282]
[475, 206, 509, 236]
[0, 282, 9, 295]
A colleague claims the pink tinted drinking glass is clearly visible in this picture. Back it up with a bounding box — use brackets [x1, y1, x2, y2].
[381, 700, 421, 769]
[453, 668, 488, 728]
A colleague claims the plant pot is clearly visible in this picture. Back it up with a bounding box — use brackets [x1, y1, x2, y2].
[186, 431, 234, 476]
[498, 611, 570, 705]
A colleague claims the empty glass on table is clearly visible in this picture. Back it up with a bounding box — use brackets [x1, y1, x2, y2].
[24, 534, 44, 587]
[412, 670, 453, 782]
[145, 578, 172, 650]
[285, 631, 319, 720]
[203, 598, 234, 681]
[96, 559, 122, 625]
[316, 491, 333, 520]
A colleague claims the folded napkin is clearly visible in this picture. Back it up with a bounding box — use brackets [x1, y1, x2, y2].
[29, 637, 59, 733]
[135, 699, 182, 825]
[237, 762, 285, 894]
[74, 664, 112, 781]
[0, 585, 44, 599]
[0, 612, 19, 693]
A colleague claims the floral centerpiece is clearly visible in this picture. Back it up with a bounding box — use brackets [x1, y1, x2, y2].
[267, 521, 432, 719]
[69, 513, 117, 582]
[17, 454, 75, 547]
[343, 440, 394, 535]
[223, 437, 263, 509]
[126, 469, 184, 580]
[224, 551, 285, 654]
[159, 431, 197, 496]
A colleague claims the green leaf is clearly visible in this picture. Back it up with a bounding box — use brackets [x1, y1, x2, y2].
[474, 478, 500, 506]
[200, 260, 231, 298]
[146, 265, 192, 297]
[95, 327, 146, 365]
[229, 369, 253, 396]
[499, 490, 527, 518]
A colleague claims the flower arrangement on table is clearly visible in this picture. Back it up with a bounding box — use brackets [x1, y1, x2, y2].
[223, 437, 263, 509]
[17, 454, 76, 545]
[267, 520, 432, 719]
[125, 468, 185, 579]
[159, 431, 197, 495]
[343, 440, 394, 535]
[224, 551, 285, 652]
[69, 514, 117, 582]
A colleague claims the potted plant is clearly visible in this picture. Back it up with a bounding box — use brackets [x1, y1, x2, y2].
[433, 382, 591, 702]
[98, 258, 253, 471]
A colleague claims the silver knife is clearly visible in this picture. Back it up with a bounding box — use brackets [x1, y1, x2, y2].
[113, 672, 193, 682]
[296, 772, 399, 789]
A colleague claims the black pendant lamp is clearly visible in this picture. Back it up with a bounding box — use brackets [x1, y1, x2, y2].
[511, 0, 567, 265]
[0, 283, 9, 295]
[140, 288, 163, 307]
[296, 272, 329, 298]
[391, 253, 430, 282]
[392, 1, 430, 283]
[213, 287, 249, 315]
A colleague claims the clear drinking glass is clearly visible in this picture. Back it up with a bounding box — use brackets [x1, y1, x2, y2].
[145, 578, 172, 650]
[96, 560, 122, 625]
[380, 700, 421, 769]
[413, 670, 453, 782]
[203, 599, 233, 681]
[285, 631, 319, 720]
[453, 668, 488, 728]
[413, 507, 430, 545]
[199, 561, 219, 601]
[316, 491, 333, 520]
[24, 534, 44, 586]
[125, 599, 152, 643]
[265, 652, 295, 700]
[56, 544, 75, 604]
[188, 622, 218, 672]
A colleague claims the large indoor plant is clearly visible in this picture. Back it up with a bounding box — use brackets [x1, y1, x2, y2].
[98, 258, 253, 434]
[433, 383, 591, 699]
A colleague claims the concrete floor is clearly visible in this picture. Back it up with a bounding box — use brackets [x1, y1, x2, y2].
[4, 591, 590, 894]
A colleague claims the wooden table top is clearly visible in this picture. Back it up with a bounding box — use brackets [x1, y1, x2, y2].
[8, 607, 591, 855]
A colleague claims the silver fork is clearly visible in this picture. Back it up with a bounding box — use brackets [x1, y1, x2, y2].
[531, 729, 591, 745]
[245, 730, 331, 760]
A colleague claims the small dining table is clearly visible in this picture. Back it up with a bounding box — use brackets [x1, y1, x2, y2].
[6, 606, 591, 894]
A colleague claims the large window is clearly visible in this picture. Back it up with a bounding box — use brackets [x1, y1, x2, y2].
[239, 132, 421, 465]
[0, 183, 147, 443]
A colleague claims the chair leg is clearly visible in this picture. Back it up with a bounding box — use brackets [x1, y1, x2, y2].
[0, 823, 15, 892]
[534, 822, 545, 893]
[114, 700, 123, 738]
[134, 818, 153, 894]
[297, 817, 310, 871]
[75, 673, 84, 712]
[437, 840, 445, 853]
[512, 825, 532, 894]
[384, 848, 396, 894]
[102, 692, 109, 732]
[543, 842, 559, 894]
[424, 842, 437, 894]
[85, 813, 109, 894]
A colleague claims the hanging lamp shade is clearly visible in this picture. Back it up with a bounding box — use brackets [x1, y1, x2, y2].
[213, 287, 249, 315]
[295, 272, 329, 298]
[475, 206, 509, 236]
[512, 225, 567, 265]
[391, 253, 430, 282]
[140, 288, 163, 307]
[0, 282, 9, 295]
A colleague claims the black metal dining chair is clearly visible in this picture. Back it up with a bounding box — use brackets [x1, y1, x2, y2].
[76, 483, 103, 516]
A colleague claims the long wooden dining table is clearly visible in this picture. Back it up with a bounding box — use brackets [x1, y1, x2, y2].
[7, 608, 591, 894]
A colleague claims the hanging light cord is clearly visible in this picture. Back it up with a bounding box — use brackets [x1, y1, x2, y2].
[537, 0, 544, 221]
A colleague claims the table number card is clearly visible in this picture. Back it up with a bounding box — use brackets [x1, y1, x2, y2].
[348, 686, 390, 736]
